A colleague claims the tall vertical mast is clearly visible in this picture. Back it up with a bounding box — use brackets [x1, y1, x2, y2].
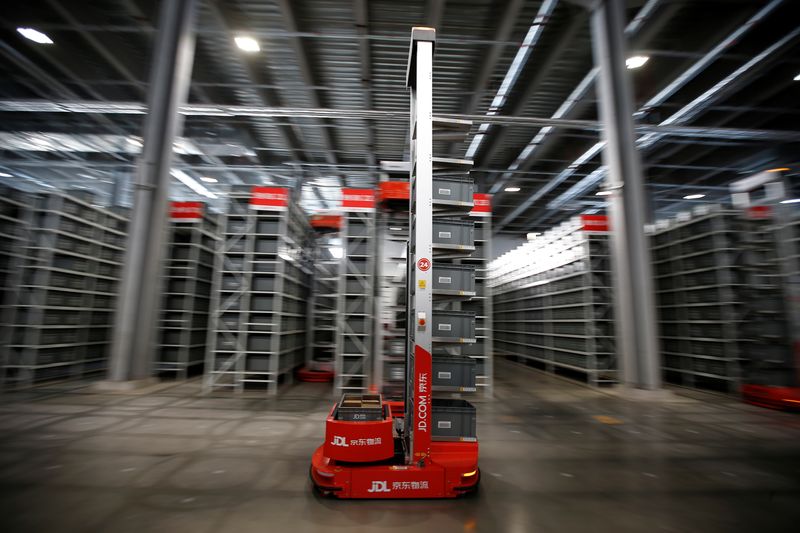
[405, 27, 436, 465]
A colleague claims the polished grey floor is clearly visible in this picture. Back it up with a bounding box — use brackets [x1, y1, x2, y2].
[1, 359, 799, 533]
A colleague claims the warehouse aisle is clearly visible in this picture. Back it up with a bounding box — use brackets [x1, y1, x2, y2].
[1, 360, 799, 533]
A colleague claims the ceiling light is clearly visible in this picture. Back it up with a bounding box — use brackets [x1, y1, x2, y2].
[504, 186, 520, 192]
[0, 172, 12, 178]
[780, 198, 800, 204]
[234, 36, 260, 53]
[199, 176, 218, 183]
[626, 55, 649, 69]
[389, 226, 403, 231]
[767, 167, 790, 173]
[17, 27, 53, 44]
[683, 194, 706, 200]
[794, 73, 800, 81]
[595, 190, 612, 196]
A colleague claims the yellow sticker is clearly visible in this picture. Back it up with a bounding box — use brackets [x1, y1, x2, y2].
[592, 415, 623, 425]
[418, 280, 426, 289]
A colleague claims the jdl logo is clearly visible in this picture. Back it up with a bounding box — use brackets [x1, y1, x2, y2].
[330, 436, 349, 447]
[367, 481, 391, 493]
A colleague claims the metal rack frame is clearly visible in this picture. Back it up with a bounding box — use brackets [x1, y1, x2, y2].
[156, 201, 218, 379]
[205, 186, 312, 395]
[334, 194, 377, 395]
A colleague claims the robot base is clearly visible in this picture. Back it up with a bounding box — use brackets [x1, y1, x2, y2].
[742, 384, 800, 410]
[310, 439, 479, 499]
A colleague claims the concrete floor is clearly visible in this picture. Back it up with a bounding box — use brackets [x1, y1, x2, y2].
[1, 359, 799, 533]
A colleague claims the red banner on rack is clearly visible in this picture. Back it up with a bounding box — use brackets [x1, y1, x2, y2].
[378, 181, 410, 203]
[469, 193, 492, 216]
[341, 188, 376, 211]
[580, 214, 608, 232]
[170, 201, 204, 220]
[250, 186, 289, 210]
[746, 205, 772, 220]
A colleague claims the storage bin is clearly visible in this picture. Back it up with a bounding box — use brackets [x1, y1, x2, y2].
[432, 355, 477, 390]
[433, 219, 474, 251]
[432, 399, 476, 440]
[432, 175, 474, 207]
[432, 310, 475, 343]
[432, 263, 475, 294]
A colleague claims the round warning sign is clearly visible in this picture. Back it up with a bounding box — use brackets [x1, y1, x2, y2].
[417, 258, 431, 271]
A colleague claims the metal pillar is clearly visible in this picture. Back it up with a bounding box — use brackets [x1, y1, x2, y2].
[109, 170, 126, 207]
[108, 0, 198, 382]
[590, 0, 661, 389]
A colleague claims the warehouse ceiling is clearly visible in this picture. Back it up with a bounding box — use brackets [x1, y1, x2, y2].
[0, 0, 799, 232]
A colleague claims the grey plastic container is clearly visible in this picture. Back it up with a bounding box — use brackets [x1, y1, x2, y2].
[432, 263, 475, 294]
[433, 176, 474, 207]
[432, 355, 477, 390]
[432, 310, 476, 342]
[432, 399, 476, 440]
[433, 219, 474, 250]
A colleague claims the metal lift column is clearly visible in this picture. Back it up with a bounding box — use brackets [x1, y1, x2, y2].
[405, 27, 436, 464]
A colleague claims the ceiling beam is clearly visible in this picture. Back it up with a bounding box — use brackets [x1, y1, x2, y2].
[353, 0, 377, 170]
[496, 0, 793, 232]
[275, 0, 348, 187]
[205, 2, 306, 161]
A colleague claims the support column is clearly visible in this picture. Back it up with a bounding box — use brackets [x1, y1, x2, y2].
[590, 0, 661, 390]
[107, 0, 198, 383]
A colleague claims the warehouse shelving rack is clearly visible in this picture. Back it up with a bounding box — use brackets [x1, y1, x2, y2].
[334, 190, 377, 395]
[205, 186, 312, 395]
[460, 195, 493, 396]
[156, 201, 218, 379]
[0, 185, 35, 359]
[647, 205, 743, 392]
[311, 27, 480, 499]
[729, 173, 800, 408]
[373, 204, 409, 399]
[300, 214, 343, 381]
[1, 190, 127, 388]
[490, 215, 616, 387]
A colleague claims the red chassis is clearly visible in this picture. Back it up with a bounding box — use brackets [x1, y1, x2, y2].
[310, 401, 479, 499]
[741, 384, 800, 411]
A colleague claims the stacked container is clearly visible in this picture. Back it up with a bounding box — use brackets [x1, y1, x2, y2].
[156, 201, 218, 378]
[490, 215, 616, 387]
[1, 190, 127, 386]
[205, 186, 312, 394]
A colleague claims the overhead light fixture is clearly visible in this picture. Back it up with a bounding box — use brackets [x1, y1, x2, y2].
[0, 172, 12, 178]
[17, 27, 53, 44]
[794, 73, 800, 81]
[767, 167, 790, 173]
[595, 190, 612, 196]
[626, 55, 650, 69]
[234, 36, 260, 53]
[389, 226, 403, 231]
[780, 198, 800, 204]
[504, 186, 520, 192]
[683, 194, 706, 200]
[199, 176, 218, 183]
